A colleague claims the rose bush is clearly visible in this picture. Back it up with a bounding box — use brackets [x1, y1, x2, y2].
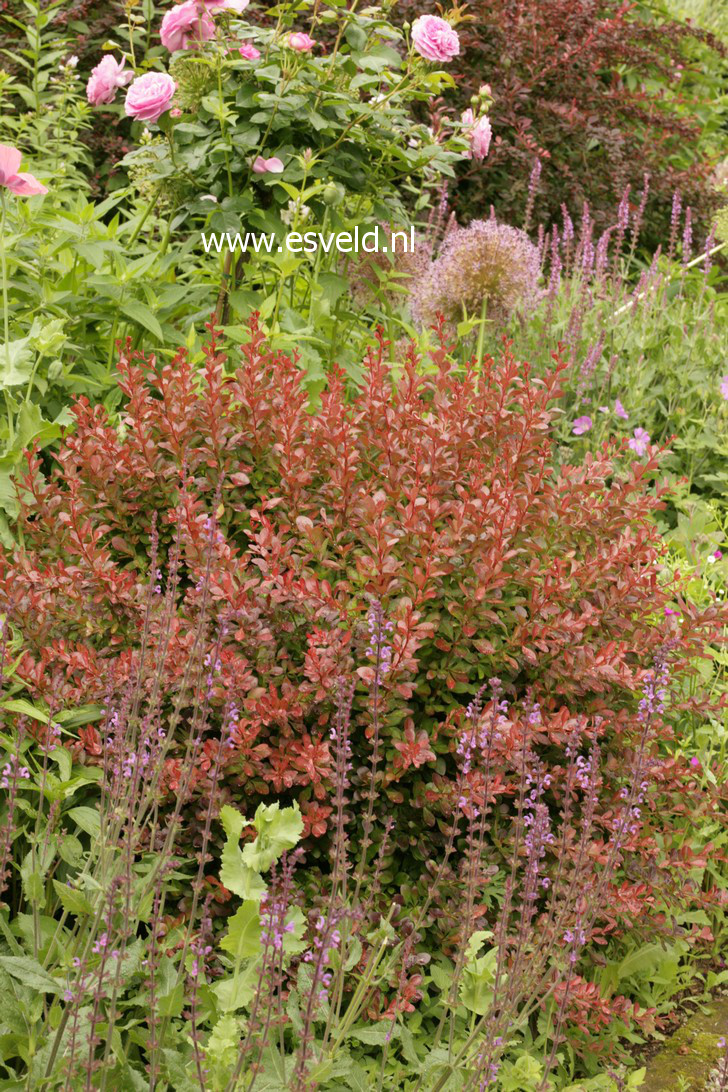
[79, 0, 475, 375]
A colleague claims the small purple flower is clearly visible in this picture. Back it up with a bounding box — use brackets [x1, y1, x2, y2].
[628, 427, 650, 456]
[720, 375, 728, 400]
[713, 549, 723, 560]
[614, 398, 628, 420]
[572, 415, 592, 436]
[689, 757, 700, 769]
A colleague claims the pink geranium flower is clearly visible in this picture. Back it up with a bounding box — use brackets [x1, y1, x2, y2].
[720, 374, 728, 400]
[288, 32, 316, 52]
[614, 398, 628, 419]
[125, 72, 177, 123]
[160, 0, 215, 52]
[238, 42, 260, 60]
[411, 15, 459, 63]
[572, 415, 592, 435]
[252, 156, 284, 174]
[461, 108, 491, 160]
[628, 427, 650, 456]
[0, 144, 47, 196]
[86, 55, 133, 106]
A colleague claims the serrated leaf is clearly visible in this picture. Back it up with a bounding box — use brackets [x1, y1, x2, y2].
[0, 956, 62, 994]
[220, 902, 260, 958]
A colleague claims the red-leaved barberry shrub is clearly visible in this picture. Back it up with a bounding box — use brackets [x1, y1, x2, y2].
[0, 317, 724, 915]
[401, 0, 724, 244]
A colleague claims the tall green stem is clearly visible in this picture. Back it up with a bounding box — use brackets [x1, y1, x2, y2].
[475, 295, 488, 372]
[1, 192, 14, 444]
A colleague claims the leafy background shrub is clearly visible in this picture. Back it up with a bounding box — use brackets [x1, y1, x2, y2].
[396, 0, 726, 246]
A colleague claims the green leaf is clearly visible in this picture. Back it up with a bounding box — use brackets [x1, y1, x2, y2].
[67, 806, 101, 839]
[220, 902, 260, 959]
[0, 956, 62, 994]
[241, 802, 303, 872]
[219, 806, 265, 901]
[212, 962, 258, 1012]
[119, 301, 164, 342]
[53, 880, 93, 917]
[0, 698, 51, 724]
[0, 338, 33, 387]
[459, 931, 497, 1016]
[348, 1023, 398, 1046]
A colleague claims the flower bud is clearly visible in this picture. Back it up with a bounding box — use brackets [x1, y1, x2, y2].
[322, 181, 344, 206]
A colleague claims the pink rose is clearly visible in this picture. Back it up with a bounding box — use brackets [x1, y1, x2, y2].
[288, 32, 316, 53]
[461, 108, 491, 160]
[86, 55, 133, 106]
[252, 156, 284, 174]
[160, 0, 215, 52]
[238, 42, 261, 60]
[204, 0, 249, 10]
[125, 72, 177, 123]
[0, 144, 47, 196]
[411, 15, 459, 63]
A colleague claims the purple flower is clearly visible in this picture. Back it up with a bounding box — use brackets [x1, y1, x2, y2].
[720, 375, 728, 400]
[572, 416, 592, 436]
[410, 218, 541, 329]
[689, 757, 700, 769]
[713, 549, 723, 560]
[615, 398, 628, 420]
[628, 427, 650, 456]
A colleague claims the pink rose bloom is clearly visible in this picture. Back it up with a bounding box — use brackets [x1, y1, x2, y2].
[288, 32, 316, 53]
[572, 415, 592, 435]
[204, 0, 249, 10]
[720, 374, 728, 400]
[86, 55, 133, 106]
[461, 108, 491, 160]
[238, 42, 260, 60]
[253, 156, 284, 174]
[628, 427, 650, 456]
[125, 72, 177, 123]
[160, 0, 215, 52]
[411, 15, 459, 63]
[614, 398, 628, 420]
[0, 143, 47, 196]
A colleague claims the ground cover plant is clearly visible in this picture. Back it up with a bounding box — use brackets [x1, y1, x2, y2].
[0, 0, 727, 1088]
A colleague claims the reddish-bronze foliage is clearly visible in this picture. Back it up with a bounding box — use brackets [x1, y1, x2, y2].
[399, 0, 723, 244]
[0, 318, 723, 884]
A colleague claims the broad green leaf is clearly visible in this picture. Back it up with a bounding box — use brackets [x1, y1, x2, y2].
[220, 901, 260, 959]
[0, 956, 62, 994]
[67, 806, 101, 839]
[0, 338, 33, 387]
[119, 300, 164, 342]
[52, 880, 93, 917]
[242, 802, 303, 872]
